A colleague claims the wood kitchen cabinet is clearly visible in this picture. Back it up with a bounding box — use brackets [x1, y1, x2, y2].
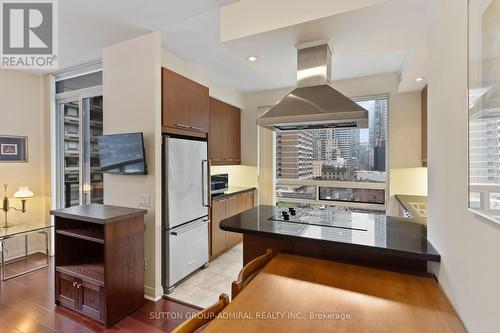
[162, 68, 209, 137]
[211, 199, 227, 256]
[209, 97, 241, 165]
[421, 85, 428, 166]
[209, 98, 224, 161]
[225, 196, 241, 247]
[210, 190, 255, 258]
[237, 191, 254, 213]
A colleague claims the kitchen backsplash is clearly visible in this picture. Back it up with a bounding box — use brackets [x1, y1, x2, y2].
[210, 165, 258, 188]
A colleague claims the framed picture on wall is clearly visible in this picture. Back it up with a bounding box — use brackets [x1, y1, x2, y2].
[468, 0, 500, 224]
[0, 135, 28, 162]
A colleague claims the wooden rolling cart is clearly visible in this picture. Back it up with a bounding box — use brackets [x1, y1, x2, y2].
[50, 204, 146, 327]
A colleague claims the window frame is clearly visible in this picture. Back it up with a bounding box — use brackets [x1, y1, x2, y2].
[274, 94, 390, 211]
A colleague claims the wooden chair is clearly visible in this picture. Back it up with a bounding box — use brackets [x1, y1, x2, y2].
[231, 249, 273, 299]
[171, 293, 230, 333]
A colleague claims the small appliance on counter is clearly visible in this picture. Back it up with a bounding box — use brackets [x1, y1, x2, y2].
[211, 173, 228, 196]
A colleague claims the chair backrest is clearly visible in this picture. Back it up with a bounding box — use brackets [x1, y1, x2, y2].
[231, 248, 273, 299]
[171, 293, 230, 333]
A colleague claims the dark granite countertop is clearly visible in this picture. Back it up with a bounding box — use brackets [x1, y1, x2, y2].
[395, 194, 427, 224]
[220, 205, 440, 262]
[211, 186, 256, 201]
[50, 204, 147, 224]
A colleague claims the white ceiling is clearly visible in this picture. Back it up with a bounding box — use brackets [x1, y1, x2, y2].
[52, 0, 428, 93]
[57, 0, 218, 70]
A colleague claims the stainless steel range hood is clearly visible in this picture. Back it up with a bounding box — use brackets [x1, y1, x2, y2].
[257, 42, 368, 131]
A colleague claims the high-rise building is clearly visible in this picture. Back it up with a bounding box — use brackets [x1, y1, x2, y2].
[469, 118, 500, 184]
[374, 140, 386, 172]
[312, 160, 323, 178]
[368, 98, 387, 168]
[276, 131, 314, 179]
[311, 129, 353, 166]
[333, 129, 353, 167]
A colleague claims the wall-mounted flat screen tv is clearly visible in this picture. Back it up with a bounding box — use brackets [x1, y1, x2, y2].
[97, 133, 147, 175]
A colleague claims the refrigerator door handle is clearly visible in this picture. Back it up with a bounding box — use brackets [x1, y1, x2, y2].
[202, 159, 211, 207]
[170, 218, 209, 236]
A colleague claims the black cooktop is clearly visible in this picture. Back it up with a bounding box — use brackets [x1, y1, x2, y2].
[268, 207, 369, 231]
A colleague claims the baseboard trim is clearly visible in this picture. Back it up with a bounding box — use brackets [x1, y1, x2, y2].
[144, 285, 162, 301]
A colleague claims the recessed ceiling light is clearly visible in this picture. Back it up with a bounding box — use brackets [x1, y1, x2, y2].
[416, 77, 426, 82]
[247, 56, 257, 62]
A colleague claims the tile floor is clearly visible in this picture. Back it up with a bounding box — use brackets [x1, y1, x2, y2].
[168, 242, 243, 308]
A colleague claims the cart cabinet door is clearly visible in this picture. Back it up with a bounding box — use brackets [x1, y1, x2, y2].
[55, 271, 80, 310]
[80, 280, 105, 321]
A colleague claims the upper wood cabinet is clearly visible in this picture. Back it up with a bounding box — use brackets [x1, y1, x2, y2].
[162, 68, 209, 136]
[421, 85, 428, 167]
[209, 98, 224, 161]
[189, 81, 209, 132]
[209, 97, 241, 165]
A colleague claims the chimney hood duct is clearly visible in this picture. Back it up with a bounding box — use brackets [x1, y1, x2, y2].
[257, 42, 369, 131]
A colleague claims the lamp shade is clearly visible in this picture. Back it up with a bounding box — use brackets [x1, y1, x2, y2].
[14, 186, 34, 198]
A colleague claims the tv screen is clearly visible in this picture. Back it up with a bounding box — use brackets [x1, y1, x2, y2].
[97, 133, 147, 175]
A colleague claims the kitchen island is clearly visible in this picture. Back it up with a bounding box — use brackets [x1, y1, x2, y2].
[220, 205, 439, 274]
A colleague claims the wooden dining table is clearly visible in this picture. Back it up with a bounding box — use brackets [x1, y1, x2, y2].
[203, 253, 466, 333]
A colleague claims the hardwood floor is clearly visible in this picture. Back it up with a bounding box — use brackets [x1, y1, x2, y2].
[0, 254, 200, 333]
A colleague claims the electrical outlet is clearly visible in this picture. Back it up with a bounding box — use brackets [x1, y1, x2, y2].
[138, 194, 151, 208]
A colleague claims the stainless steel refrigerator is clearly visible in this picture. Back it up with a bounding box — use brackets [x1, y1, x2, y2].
[162, 136, 210, 294]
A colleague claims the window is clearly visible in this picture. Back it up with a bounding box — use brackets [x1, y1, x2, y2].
[56, 71, 104, 208]
[275, 95, 388, 211]
[468, 0, 500, 224]
[56, 71, 103, 94]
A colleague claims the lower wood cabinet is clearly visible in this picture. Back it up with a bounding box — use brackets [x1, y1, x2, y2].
[211, 200, 227, 256]
[55, 271, 105, 321]
[225, 196, 241, 247]
[211, 190, 255, 258]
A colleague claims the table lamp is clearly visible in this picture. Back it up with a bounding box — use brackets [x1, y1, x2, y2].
[2, 184, 34, 228]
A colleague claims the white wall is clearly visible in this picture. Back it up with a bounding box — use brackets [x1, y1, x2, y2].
[241, 73, 425, 213]
[220, 0, 388, 41]
[427, 0, 500, 332]
[102, 32, 163, 300]
[0, 70, 51, 258]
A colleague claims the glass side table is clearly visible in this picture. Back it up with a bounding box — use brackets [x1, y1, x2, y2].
[0, 223, 53, 281]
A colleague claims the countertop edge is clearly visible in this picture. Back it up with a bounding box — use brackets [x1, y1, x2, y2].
[220, 219, 441, 263]
[50, 204, 147, 224]
[211, 187, 256, 201]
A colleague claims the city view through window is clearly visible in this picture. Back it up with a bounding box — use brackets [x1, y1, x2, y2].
[275, 96, 388, 207]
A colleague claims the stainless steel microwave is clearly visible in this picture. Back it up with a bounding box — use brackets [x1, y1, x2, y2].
[211, 173, 228, 195]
